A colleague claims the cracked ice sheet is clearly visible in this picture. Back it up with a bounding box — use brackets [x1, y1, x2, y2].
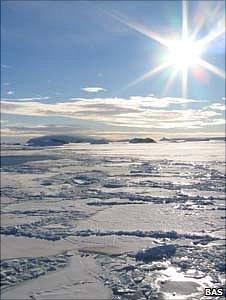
[65, 235, 159, 255]
[100, 186, 178, 196]
[59, 141, 225, 161]
[74, 203, 225, 236]
[1, 172, 61, 207]
[1, 214, 42, 226]
[1, 253, 112, 300]
[2, 199, 100, 215]
[0, 235, 78, 259]
[1, 141, 225, 299]
[1, 234, 159, 260]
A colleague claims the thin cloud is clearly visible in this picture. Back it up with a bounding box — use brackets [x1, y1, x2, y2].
[1, 124, 83, 137]
[2, 96, 50, 102]
[7, 91, 15, 95]
[129, 96, 200, 108]
[81, 87, 107, 93]
[1, 64, 11, 69]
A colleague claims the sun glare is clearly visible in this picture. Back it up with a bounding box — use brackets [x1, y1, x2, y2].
[166, 39, 204, 70]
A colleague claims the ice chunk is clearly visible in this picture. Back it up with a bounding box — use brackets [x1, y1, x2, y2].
[135, 244, 176, 262]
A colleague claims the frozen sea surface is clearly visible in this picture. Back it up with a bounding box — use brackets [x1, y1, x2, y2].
[1, 141, 225, 299]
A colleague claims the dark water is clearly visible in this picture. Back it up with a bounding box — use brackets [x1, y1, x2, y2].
[0, 155, 58, 166]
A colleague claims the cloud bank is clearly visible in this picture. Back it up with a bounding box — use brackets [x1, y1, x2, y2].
[1, 96, 224, 132]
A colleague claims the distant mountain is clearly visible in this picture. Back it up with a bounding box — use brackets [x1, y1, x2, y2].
[160, 137, 170, 141]
[25, 135, 225, 146]
[26, 135, 110, 146]
[129, 137, 157, 144]
[90, 139, 109, 144]
[160, 136, 226, 142]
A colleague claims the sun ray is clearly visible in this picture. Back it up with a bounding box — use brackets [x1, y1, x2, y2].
[190, 2, 222, 41]
[162, 69, 179, 97]
[182, 0, 189, 39]
[197, 58, 226, 79]
[102, 9, 169, 47]
[197, 26, 225, 48]
[125, 61, 172, 90]
[182, 68, 188, 98]
[181, 1, 189, 99]
[190, 16, 205, 41]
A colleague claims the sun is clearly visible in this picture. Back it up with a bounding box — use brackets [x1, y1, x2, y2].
[110, 0, 225, 98]
[166, 38, 204, 71]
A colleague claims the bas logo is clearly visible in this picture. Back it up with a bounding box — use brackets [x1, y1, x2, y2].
[204, 288, 224, 297]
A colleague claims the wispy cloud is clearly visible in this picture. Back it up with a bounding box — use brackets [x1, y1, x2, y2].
[129, 96, 199, 108]
[208, 103, 225, 111]
[1, 64, 11, 69]
[1, 96, 223, 131]
[81, 87, 107, 93]
[2, 82, 11, 86]
[2, 96, 50, 102]
[1, 124, 83, 137]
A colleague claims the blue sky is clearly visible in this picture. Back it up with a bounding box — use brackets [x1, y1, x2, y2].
[1, 0, 225, 141]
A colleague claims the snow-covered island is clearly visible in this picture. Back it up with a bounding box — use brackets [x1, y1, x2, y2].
[129, 138, 157, 143]
[26, 135, 111, 147]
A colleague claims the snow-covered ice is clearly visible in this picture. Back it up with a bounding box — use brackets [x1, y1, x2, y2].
[1, 141, 225, 299]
